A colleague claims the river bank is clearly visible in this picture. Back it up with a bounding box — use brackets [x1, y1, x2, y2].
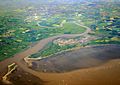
[31, 45, 120, 73]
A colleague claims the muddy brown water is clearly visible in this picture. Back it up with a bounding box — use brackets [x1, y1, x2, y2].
[32, 45, 120, 73]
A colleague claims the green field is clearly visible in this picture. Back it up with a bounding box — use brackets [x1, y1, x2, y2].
[0, 1, 120, 61]
[61, 22, 86, 34]
[0, 16, 86, 61]
[89, 37, 120, 45]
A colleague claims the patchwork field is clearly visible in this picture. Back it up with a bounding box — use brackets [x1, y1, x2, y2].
[0, 0, 120, 85]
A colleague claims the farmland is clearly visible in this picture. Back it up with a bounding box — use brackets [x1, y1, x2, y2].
[0, 0, 120, 85]
[0, 1, 120, 61]
[0, 13, 86, 61]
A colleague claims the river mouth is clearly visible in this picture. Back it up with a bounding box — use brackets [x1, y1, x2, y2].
[31, 45, 120, 73]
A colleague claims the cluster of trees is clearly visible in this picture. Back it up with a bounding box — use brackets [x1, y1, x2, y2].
[30, 42, 77, 58]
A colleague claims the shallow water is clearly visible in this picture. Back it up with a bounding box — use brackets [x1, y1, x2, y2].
[32, 45, 120, 73]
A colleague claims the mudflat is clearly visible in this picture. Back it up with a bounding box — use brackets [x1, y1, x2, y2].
[32, 45, 120, 73]
[0, 45, 120, 85]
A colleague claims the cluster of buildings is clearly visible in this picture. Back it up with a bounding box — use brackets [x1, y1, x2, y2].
[53, 38, 78, 46]
[53, 36, 96, 46]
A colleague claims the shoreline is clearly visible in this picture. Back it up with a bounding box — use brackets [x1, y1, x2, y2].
[30, 44, 120, 73]
[25, 44, 120, 60]
[0, 23, 120, 85]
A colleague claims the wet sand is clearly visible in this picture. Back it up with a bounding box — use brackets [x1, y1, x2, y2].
[45, 59, 120, 85]
[0, 45, 120, 85]
[0, 67, 44, 85]
[0, 24, 120, 85]
[32, 45, 120, 73]
[0, 24, 91, 85]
